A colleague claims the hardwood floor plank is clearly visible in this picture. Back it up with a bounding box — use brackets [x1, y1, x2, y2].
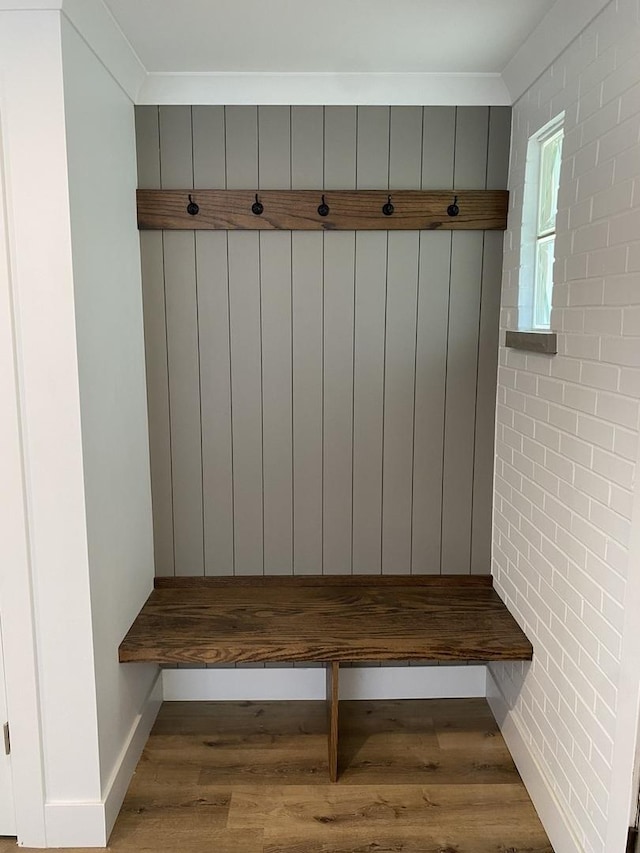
[119, 784, 231, 814]
[338, 740, 519, 786]
[197, 756, 329, 786]
[109, 825, 263, 852]
[262, 826, 552, 853]
[340, 699, 437, 735]
[0, 700, 552, 853]
[110, 805, 228, 840]
[0, 844, 262, 853]
[156, 700, 327, 733]
[229, 782, 542, 830]
[126, 756, 202, 790]
[154, 575, 493, 588]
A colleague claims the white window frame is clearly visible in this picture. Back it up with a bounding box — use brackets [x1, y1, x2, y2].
[519, 113, 564, 331]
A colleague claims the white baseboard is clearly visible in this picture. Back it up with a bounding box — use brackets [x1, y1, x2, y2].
[43, 671, 162, 848]
[486, 669, 583, 853]
[103, 671, 162, 839]
[162, 665, 487, 702]
[341, 665, 487, 699]
[44, 800, 107, 848]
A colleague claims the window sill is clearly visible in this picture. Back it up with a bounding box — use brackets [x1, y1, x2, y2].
[505, 330, 557, 355]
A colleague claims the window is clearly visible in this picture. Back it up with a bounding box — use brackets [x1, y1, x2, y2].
[533, 125, 563, 328]
[520, 114, 564, 331]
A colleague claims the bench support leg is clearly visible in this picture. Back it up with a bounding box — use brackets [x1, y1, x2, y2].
[325, 662, 339, 782]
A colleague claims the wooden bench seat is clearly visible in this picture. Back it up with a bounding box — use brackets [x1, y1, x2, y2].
[119, 575, 532, 665]
[119, 575, 532, 781]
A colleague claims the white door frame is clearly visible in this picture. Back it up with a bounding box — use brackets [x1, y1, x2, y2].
[0, 617, 16, 836]
[0, 89, 47, 846]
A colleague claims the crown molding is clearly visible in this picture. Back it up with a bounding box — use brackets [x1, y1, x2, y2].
[0, 1, 62, 7]
[3, 1, 613, 107]
[61, 0, 146, 101]
[137, 71, 512, 106]
[502, 0, 613, 103]
[0, 0, 145, 101]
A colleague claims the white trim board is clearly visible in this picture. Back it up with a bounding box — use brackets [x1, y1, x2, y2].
[486, 669, 583, 853]
[103, 672, 162, 841]
[0, 2, 145, 102]
[1, 1, 613, 107]
[0, 23, 52, 846]
[44, 672, 161, 848]
[44, 801, 107, 849]
[138, 72, 511, 106]
[62, 0, 146, 102]
[162, 665, 488, 702]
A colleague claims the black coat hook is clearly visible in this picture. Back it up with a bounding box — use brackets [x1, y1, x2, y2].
[382, 195, 394, 216]
[252, 194, 264, 215]
[317, 194, 330, 217]
[447, 195, 460, 217]
[187, 194, 199, 216]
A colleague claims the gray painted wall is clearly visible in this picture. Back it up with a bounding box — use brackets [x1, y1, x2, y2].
[135, 105, 510, 579]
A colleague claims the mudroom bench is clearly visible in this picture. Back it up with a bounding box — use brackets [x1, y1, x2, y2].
[119, 575, 532, 781]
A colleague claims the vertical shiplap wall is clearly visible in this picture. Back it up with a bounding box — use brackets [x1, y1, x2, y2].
[136, 105, 511, 578]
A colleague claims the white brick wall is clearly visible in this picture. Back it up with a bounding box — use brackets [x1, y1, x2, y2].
[491, 1, 640, 851]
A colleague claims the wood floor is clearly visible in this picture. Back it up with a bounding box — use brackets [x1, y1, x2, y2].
[0, 699, 554, 852]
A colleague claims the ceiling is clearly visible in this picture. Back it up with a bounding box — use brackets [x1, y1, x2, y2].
[104, 0, 557, 75]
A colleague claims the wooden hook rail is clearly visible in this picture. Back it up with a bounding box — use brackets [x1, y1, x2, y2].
[137, 189, 509, 231]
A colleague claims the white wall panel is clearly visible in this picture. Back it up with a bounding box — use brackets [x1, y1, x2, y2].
[192, 107, 234, 575]
[422, 106, 456, 190]
[382, 107, 423, 573]
[137, 105, 509, 580]
[227, 231, 264, 575]
[261, 231, 294, 574]
[290, 108, 324, 574]
[292, 233, 324, 573]
[140, 231, 174, 576]
[411, 232, 451, 573]
[352, 231, 387, 574]
[323, 230, 356, 575]
[351, 107, 389, 574]
[382, 231, 420, 574]
[195, 232, 234, 575]
[441, 232, 484, 573]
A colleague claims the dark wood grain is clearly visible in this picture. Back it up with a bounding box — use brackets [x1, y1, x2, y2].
[119, 577, 532, 664]
[137, 189, 509, 231]
[505, 330, 558, 354]
[154, 574, 493, 589]
[326, 663, 340, 783]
